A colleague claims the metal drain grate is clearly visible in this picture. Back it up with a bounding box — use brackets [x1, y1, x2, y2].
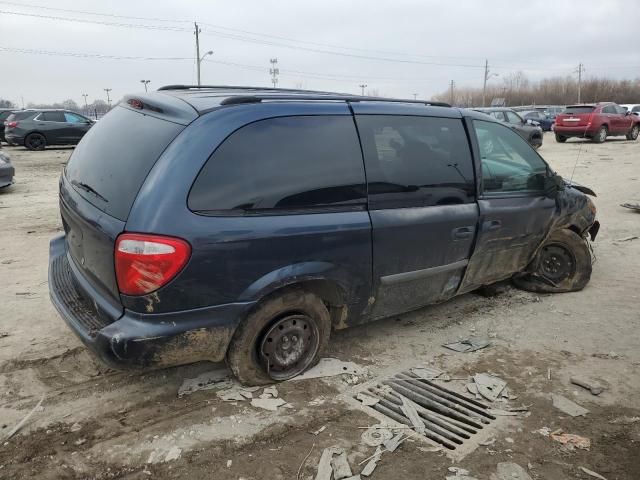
[355, 371, 496, 450]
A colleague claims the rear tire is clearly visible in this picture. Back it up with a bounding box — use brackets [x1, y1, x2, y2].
[226, 288, 331, 386]
[592, 126, 607, 143]
[24, 133, 46, 151]
[626, 124, 639, 141]
[513, 229, 592, 293]
[555, 133, 567, 143]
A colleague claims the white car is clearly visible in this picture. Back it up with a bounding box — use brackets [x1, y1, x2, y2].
[620, 104, 640, 116]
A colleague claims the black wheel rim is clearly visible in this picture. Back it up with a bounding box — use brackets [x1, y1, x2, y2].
[538, 244, 576, 283]
[28, 136, 43, 149]
[259, 314, 319, 381]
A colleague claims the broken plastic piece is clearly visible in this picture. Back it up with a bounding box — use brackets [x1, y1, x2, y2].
[551, 394, 589, 417]
[550, 432, 590, 450]
[570, 376, 605, 395]
[442, 339, 491, 353]
[579, 466, 607, 480]
[473, 373, 507, 401]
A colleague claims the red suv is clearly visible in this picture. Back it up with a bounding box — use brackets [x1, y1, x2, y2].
[555, 102, 640, 143]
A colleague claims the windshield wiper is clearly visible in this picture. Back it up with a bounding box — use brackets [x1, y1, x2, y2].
[71, 180, 108, 203]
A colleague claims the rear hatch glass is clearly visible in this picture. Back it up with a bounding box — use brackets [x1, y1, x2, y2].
[64, 106, 184, 221]
[557, 106, 595, 127]
[7, 111, 37, 121]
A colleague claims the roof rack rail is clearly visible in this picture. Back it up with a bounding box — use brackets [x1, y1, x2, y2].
[219, 94, 451, 108]
[157, 84, 336, 94]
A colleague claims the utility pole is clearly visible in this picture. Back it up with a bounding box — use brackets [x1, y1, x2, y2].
[412, 93, 418, 100]
[449, 80, 455, 106]
[576, 62, 584, 103]
[194, 22, 201, 86]
[104, 88, 112, 108]
[269, 58, 279, 88]
[482, 59, 499, 107]
[140, 80, 151, 92]
[82, 94, 89, 116]
[359, 84, 367, 96]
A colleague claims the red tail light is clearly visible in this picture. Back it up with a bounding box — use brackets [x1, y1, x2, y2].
[115, 233, 191, 296]
[6, 121, 18, 128]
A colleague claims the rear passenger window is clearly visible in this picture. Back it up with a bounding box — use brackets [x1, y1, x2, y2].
[355, 115, 475, 209]
[41, 111, 66, 122]
[188, 116, 366, 214]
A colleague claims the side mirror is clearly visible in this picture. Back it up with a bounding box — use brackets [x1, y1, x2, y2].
[544, 173, 565, 198]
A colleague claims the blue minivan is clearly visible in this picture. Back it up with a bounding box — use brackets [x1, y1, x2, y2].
[49, 86, 599, 385]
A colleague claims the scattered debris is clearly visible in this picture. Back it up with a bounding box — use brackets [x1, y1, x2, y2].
[226, 459, 232, 468]
[550, 432, 590, 450]
[621, 202, 640, 212]
[314, 447, 337, 480]
[551, 394, 589, 417]
[473, 373, 507, 401]
[534, 427, 551, 437]
[442, 338, 491, 353]
[344, 476, 362, 480]
[382, 433, 403, 453]
[494, 462, 532, 480]
[399, 396, 425, 434]
[488, 409, 520, 416]
[74, 438, 86, 446]
[547, 368, 551, 381]
[0, 332, 9, 339]
[164, 446, 182, 462]
[571, 376, 605, 395]
[292, 358, 368, 381]
[311, 425, 327, 436]
[579, 466, 607, 480]
[297, 443, 315, 480]
[262, 386, 278, 398]
[479, 438, 496, 446]
[356, 392, 379, 407]
[609, 416, 640, 425]
[251, 397, 286, 411]
[177, 369, 230, 397]
[446, 466, 479, 480]
[410, 366, 443, 379]
[614, 235, 638, 242]
[592, 352, 620, 360]
[330, 451, 353, 480]
[417, 445, 443, 453]
[361, 427, 393, 447]
[5, 394, 45, 440]
[70, 422, 82, 432]
[360, 446, 381, 477]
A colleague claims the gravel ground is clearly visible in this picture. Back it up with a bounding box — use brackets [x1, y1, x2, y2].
[0, 133, 639, 479]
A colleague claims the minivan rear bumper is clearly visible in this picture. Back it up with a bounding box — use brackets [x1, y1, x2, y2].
[49, 235, 253, 369]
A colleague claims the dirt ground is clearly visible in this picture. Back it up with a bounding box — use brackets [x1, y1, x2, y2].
[1, 133, 639, 480]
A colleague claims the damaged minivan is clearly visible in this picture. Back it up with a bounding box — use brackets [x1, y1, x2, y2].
[49, 86, 599, 385]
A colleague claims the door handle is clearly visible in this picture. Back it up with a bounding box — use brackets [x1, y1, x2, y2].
[452, 226, 474, 240]
[483, 220, 502, 231]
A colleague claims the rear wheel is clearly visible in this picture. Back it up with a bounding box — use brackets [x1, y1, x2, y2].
[513, 229, 592, 293]
[25, 133, 46, 151]
[555, 133, 567, 143]
[226, 288, 331, 385]
[592, 125, 607, 143]
[626, 124, 639, 141]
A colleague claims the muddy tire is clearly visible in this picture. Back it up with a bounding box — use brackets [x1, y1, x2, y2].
[592, 125, 607, 144]
[25, 133, 46, 151]
[226, 288, 331, 386]
[555, 133, 567, 143]
[513, 229, 592, 293]
[626, 124, 639, 141]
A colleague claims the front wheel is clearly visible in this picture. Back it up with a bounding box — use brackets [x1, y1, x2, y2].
[593, 126, 607, 143]
[626, 125, 639, 141]
[226, 288, 331, 385]
[513, 229, 592, 293]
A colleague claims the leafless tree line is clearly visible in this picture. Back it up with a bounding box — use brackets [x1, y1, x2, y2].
[433, 72, 640, 107]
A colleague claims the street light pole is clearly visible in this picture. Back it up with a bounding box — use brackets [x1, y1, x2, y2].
[104, 88, 112, 108]
[482, 59, 498, 107]
[140, 80, 151, 92]
[359, 84, 367, 96]
[197, 50, 213, 86]
[81, 94, 89, 116]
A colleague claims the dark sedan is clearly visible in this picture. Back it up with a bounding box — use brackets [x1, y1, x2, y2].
[472, 107, 543, 149]
[0, 148, 14, 189]
[521, 110, 555, 131]
[4, 109, 94, 150]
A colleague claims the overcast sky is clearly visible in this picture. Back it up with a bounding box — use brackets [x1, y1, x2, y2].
[1, 0, 637, 106]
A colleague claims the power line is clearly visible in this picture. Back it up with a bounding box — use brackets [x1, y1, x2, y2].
[0, 46, 192, 61]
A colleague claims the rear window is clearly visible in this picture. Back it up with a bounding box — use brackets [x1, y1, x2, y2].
[7, 111, 37, 121]
[188, 116, 366, 214]
[0, 111, 12, 121]
[632, 106, 640, 113]
[65, 106, 184, 221]
[563, 106, 595, 114]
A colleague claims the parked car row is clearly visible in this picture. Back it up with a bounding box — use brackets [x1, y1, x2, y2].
[3, 109, 94, 150]
[48, 85, 599, 384]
